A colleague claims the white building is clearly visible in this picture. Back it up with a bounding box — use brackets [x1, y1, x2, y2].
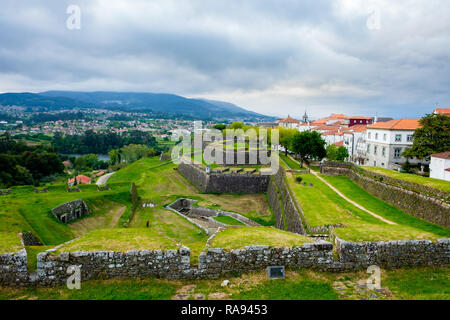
[430, 152, 450, 181]
[342, 125, 367, 163]
[277, 115, 300, 129]
[365, 119, 425, 169]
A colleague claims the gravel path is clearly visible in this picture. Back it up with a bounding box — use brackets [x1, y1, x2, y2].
[308, 168, 397, 225]
[96, 172, 115, 185]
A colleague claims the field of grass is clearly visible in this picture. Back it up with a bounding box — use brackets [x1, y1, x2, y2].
[54, 228, 177, 254]
[286, 172, 450, 242]
[110, 157, 274, 226]
[213, 215, 245, 226]
[210, 227, 312, 250]
[364, 166, 450, 192]
[0, 232, 23, 254]
[0, 182, 132, 252]
[1, 267, 447, 300]
[279, 153, 302, 170]
[131, 206, 207, 264]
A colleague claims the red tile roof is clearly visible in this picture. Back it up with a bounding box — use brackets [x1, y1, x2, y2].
[68, 175, 91, 185]
[333, 141, 344, 146]
[434, 108, 450, 116]
[368, 119, 420, 130]
[431, 151, 450, 160]
[279, 116, 300, 123]
[350, 116, 372, 120]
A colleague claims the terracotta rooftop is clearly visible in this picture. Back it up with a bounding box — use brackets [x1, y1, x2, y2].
[68, 175, 91, 185]
[333, 141, 344, 146]
[368, 119, 421, 130]
[431, 151, 450, 160]
[347, 124, 368, 133]
[350, 116, 372, 120]
[434, 108, 450, 116]
[279, 116, 300, 123]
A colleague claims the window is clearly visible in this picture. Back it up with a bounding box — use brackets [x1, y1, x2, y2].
[368, 132, 371, 139]
[367, 144, 370, 153]
[395, 134, 402, 142]
[374, 146, 378, 155]
[394, 148, 402, 158]
[375, 133, 378, 140]
[407, 135, 414, 142]
[383, 134, 387, 141]
[382, 147, 386, 157]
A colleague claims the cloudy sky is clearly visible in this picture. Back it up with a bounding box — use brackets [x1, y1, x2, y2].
[0, 0, 449, 118]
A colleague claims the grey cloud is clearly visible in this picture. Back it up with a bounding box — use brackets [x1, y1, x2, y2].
[0, 0, 449, 118]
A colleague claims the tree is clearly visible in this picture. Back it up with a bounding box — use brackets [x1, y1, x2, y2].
[230, 122, 244, 130]
[121, 144, 150, 163]
[402, 159, 412, 173]
[279, 127, 297, 156]
[213, 124, 227, 131]
[326, 145, 338, 160]
[109, 149, 121, 165]
[336, 146, 349, 161]
[290, 131, 326, 166]
[403, 113, 450, 159]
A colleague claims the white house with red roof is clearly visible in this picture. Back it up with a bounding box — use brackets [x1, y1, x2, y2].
[365, 119, 424, 169]
[430, 152, 450, 181]
[68, 175, 92, 186]
[277, 115, 300, 129]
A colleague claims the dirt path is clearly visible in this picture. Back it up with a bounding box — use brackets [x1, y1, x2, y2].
[308, 168, 397, 225]
[96, 172, 115, 185]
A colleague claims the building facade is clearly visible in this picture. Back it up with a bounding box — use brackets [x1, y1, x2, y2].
[365, 119, 425, 169]
[430, 152, 450, 181]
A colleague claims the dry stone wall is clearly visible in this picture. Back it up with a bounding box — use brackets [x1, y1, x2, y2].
[321, 162, 450, 228]
[332, 233, 450, 269]
[267, 167, 306, 235]
[0, 249, 28, 286]
[37, 246, 192, 285]
[2, 236, 449, 286]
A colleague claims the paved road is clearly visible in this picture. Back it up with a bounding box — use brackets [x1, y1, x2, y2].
[96, 172, 115, 185]
[308, 168, 397, 225]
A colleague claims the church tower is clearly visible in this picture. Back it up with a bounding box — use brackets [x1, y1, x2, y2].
[302, 110, 309, 123]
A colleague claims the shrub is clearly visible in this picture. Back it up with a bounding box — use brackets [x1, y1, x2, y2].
[296, 176, 303, 183]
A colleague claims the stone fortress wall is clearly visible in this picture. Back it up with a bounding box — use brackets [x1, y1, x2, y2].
[177, 161, 269, 194]
[1, 235, 448, 286]
[266, 166, 306, 235]
[320, 161, 450, 228]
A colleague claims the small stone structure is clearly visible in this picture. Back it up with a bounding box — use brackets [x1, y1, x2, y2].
[167, 198, 259, 234]
[21, 232, 43, 246]
[0, 189, 12, 195]
[67, 187, 81, 193]
[51, 200, 90, 223]
[34, 188, 49, 193]
[97, 184, 110, 191]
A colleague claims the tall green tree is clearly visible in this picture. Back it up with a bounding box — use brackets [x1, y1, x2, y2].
[279, 127, 297, 156]
[290, 131, 326, 166]
[336, 146, 349, 161]
[403, 113, 450, 159]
